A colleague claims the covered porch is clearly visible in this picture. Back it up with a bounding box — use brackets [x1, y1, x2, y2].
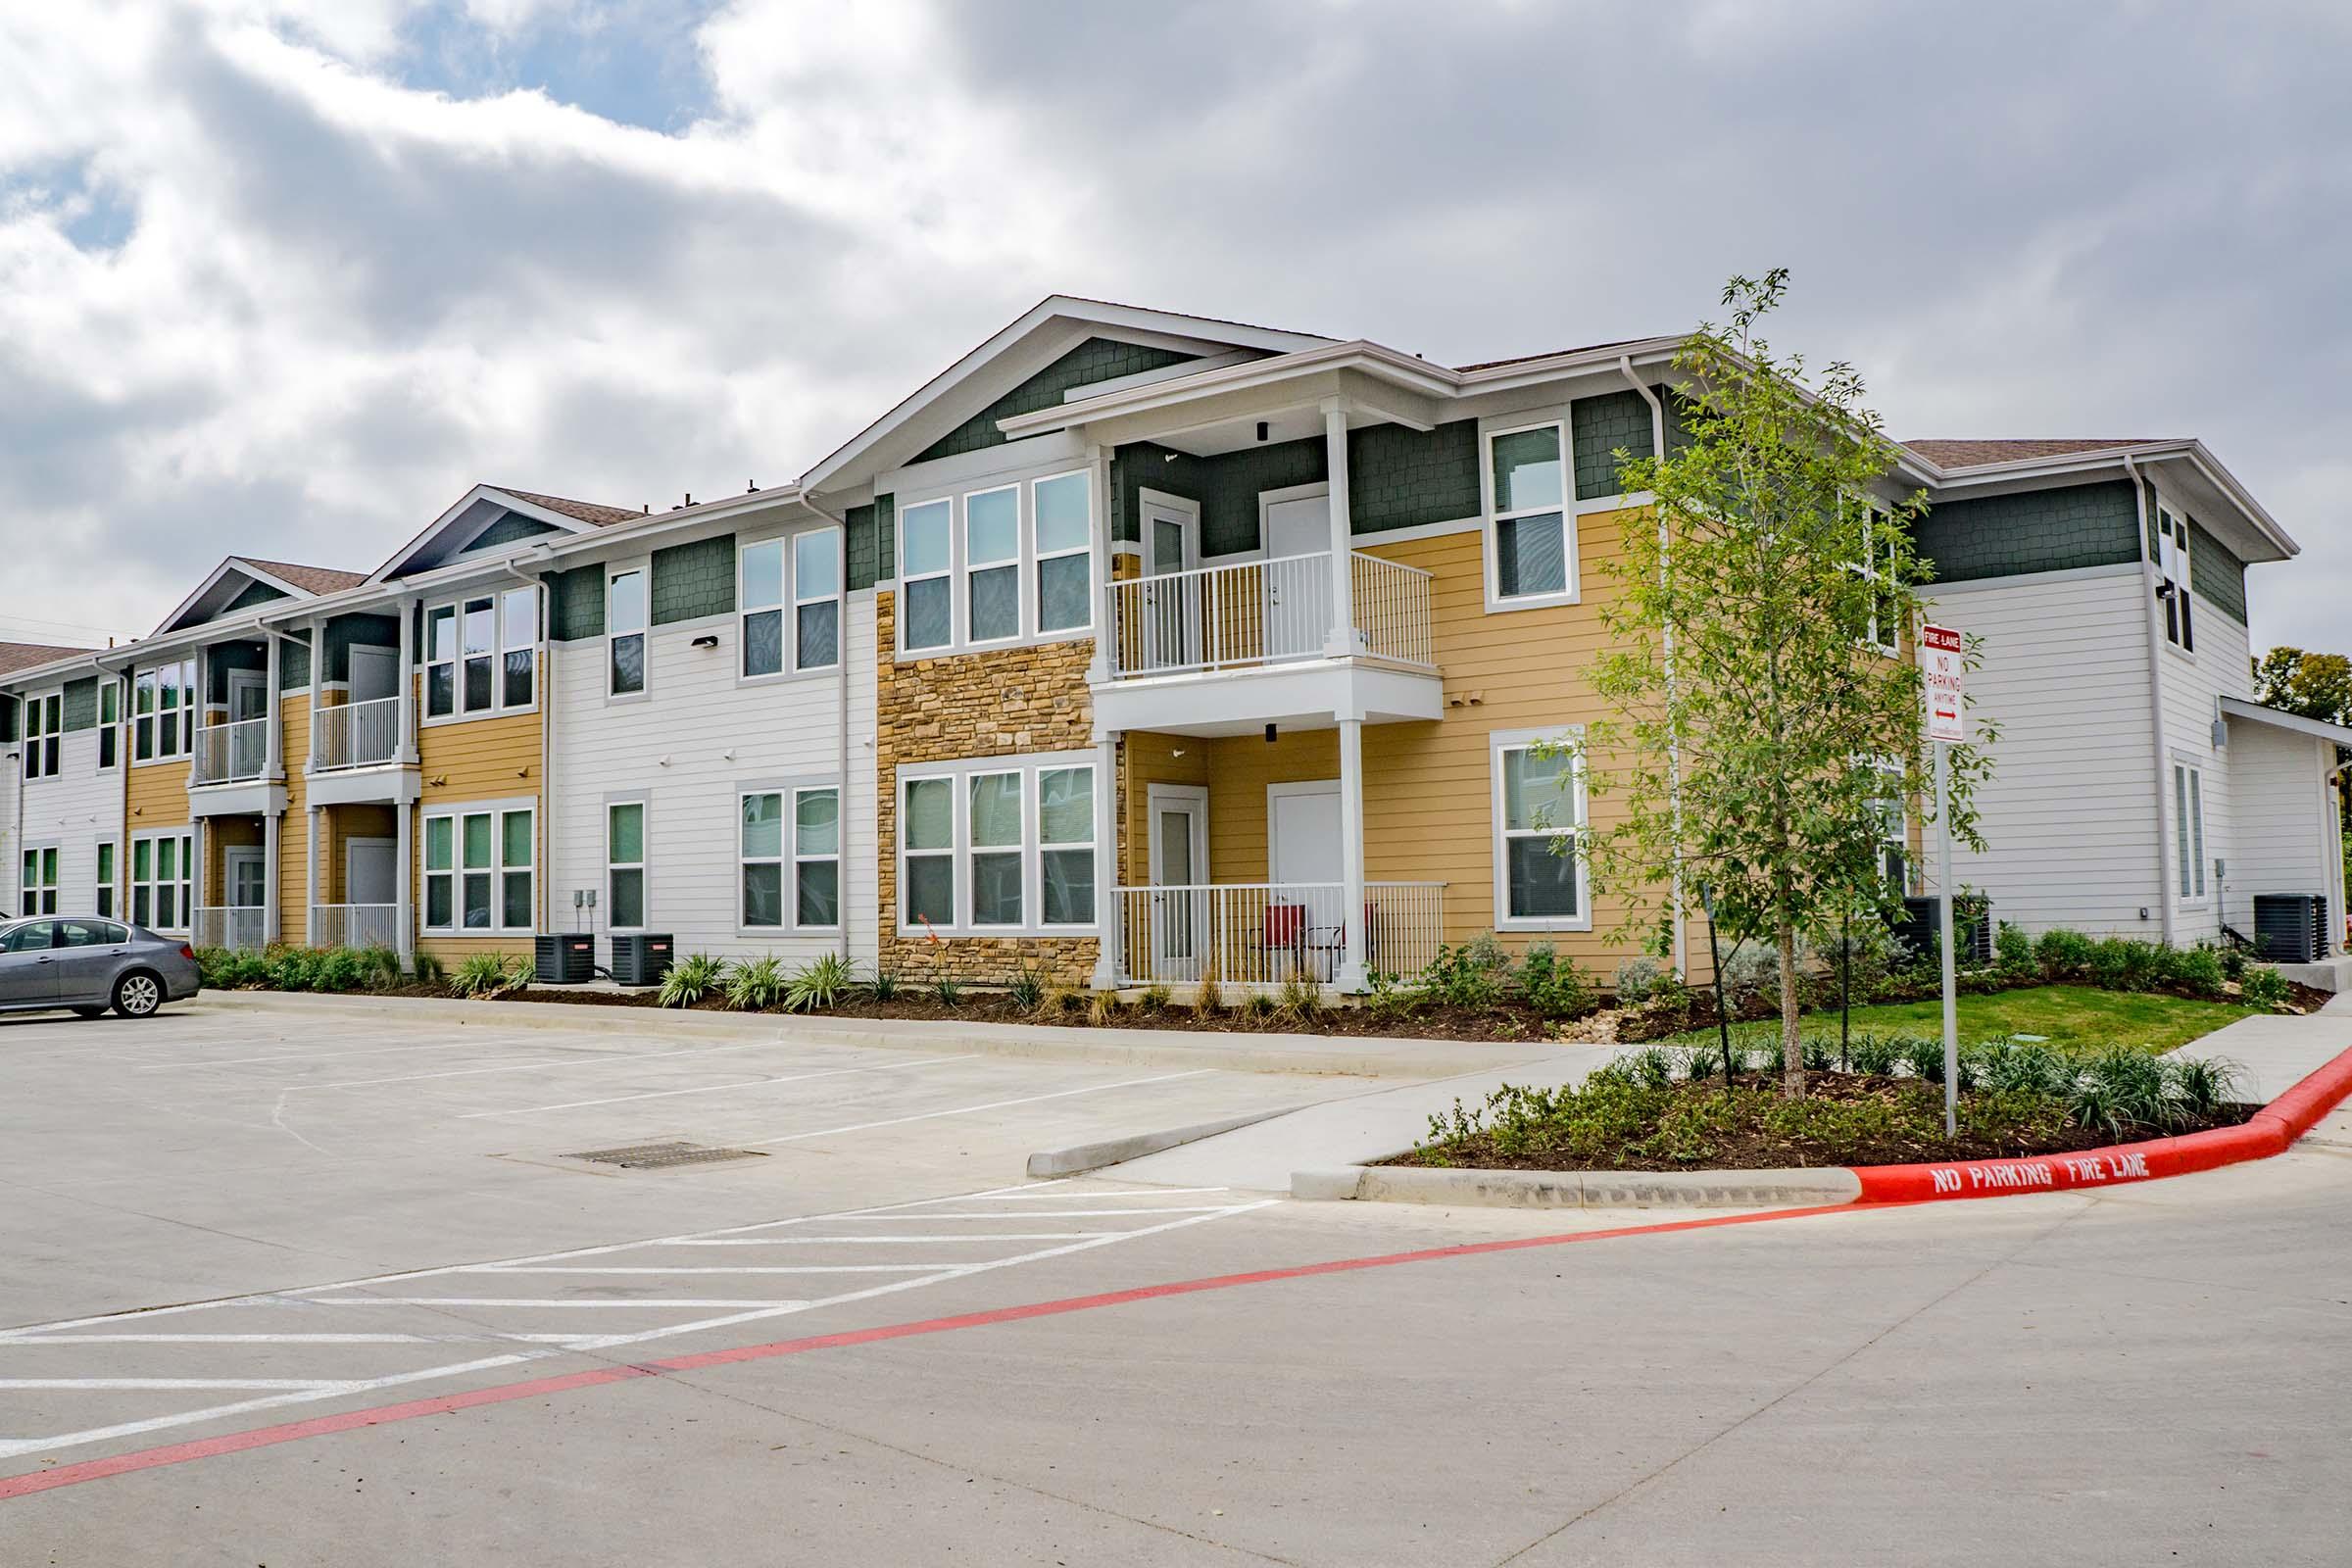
[304, 800, 408, 956]
[190, 811, 274, 953]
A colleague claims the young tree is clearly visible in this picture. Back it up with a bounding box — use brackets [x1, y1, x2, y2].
[2253, 646, 2352, 726]
[1564, 270, 1994, 1099]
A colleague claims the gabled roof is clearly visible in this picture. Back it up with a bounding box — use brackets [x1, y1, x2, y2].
[491, 489, 644, 528]
[367, 484, 642, 585]
[151, 556, 366, 637]
[0, 642, 91, 680]
[1902, 437, 2294, 563]
[234, 558, 368, 596]
[797, 295, 1334, 498]
[1902, 438, 2171, 469]
[2219, 698, 2352, 749]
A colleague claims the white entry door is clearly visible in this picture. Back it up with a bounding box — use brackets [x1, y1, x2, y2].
[1139, 496, 1200, 672]
[223, 848, 267, 909]
[1270, 781, 1344, 979]
[1147, 785, 1208, 981]
[226, 670, 269, 776]
[346, 838, 398, 907]
[349, 646, 399, 705]
[1260, 486, 1332, 661]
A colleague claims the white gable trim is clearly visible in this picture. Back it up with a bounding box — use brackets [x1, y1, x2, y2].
[150, 557, 318, 637]
[366, 485, 608, 586]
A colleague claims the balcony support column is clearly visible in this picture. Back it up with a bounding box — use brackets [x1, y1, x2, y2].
[395, 800, 415, 970]
[263, 633, 283, 782]
[1336, 715, 1367, 993]
[1087, 444, 1114, 683]
[306, 615, 323, 774]
[192, 816, 208, 935]
[1091, 729, 1121, 990]
[264, 809, 280, 947]
[304, 805, 319, 949]
[395, 599, 417, 763]
[1321, 398, 1355, 660]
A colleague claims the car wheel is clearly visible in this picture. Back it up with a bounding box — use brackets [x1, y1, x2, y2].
[72, 1005, 109, 1020]
[113, 970, 164, 1019]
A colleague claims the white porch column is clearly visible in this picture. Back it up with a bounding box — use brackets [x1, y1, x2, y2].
[304, 805, 319, 948]
[263, 809, 279, 946]
[263, 633, 282, 781]
[306, 615, 323, 773]
[192, 816, 208, 929]
[1321, 398, 1355, 659]
[1088, 444, 1115, 682]
[1336, 716, 1367, 992]
[395, 598, 417, 763]
[395, 800, 415, 970]
[1091, 730, 1121, 990]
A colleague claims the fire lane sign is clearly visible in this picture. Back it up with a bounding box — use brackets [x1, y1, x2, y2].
[1922, 622, 1965, 743]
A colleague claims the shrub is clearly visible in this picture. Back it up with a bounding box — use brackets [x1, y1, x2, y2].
[193, 947, 238, 990]
[312, 947, 367, 994]
[2163, 1054, 2244, 1117]
[725, 956, 786, 1010]
[1993, 921, 2035, 980]
[785, 953, 855, 1012]
[2086, 938, 2162, 993]
[411, 952, 447, 988]
[656, 953, 723, 1008]
[1613, 956, 1664, 1005]
[1139, 984, 1172, 1014]
[1088, 990, 1122, 1027]
[1245, 990, 1280, 1021]
[1004, 962, 1047, 1012]
[1420, 936, 1511, 1008]
[932, 971, 963, 1008]
[2034, 927, 2096, 981]
[1274, 971, 1323, 1025]
[866, 966, 901, 1003]
[1517, 943, 1595, 1021]
[2162, 944, 2227, 1000]
[355, 944, 404, 993]
[1617, 1046, 1678, 1090]
[269, 949, 322, 992]
[1846, 1032, 1904, 1077]
[449, 952, 518, 999]
[2240, 965, 2290, 1010]
[1195, 972, 1226, 1015]
[1718, 943, 1790, 1014]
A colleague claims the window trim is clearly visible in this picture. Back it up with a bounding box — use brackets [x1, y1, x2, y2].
[420, 586, 539, 724]
[898, 498, 956, 655]
[734, 780, 842, 936]
[2154, 498, 2196, 657]
[961, 483, 1025, 650]
[1490, 726, 1591, 932]
[95, 838, 117, 919]
[1481, 417, 1579, 612]
[1846, 503, 1902, 657]
[737, 524, 846, 685]
[896, 752, 1098, 938]
[2174, 758, 2209, 906]
[605, 564, 649, 703]
[97, 677, 121, 771]
[894, 466, 1099, 658]
[419, 800, 536, 934]
[130, 658, 197, 766]
[19, 842, 60, 916]
[128, 828, 193, 933]
[21, 689, 61, 781]
[606, 798, 647, 935]
[1032, 468, 1096, 635]
[793, 785, 842, 933]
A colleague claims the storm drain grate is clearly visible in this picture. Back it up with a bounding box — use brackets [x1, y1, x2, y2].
[564, 1141, 767, 1170]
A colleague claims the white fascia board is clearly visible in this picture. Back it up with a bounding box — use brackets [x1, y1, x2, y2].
[2219, 697, 2352, 750]
[996, 341, 1459, 440]
[365, 484, 606, 587]
[149, 556, 313, 638]
[1923, 441, 2296, 563]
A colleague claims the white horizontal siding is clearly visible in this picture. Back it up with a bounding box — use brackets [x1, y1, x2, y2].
[546, 596, 877, 967]
[2225, 720, 2334, 945]
[1926, 571, 2163, 939]
[2155, 605, 2250, 944]
[6, 729, 124, 915]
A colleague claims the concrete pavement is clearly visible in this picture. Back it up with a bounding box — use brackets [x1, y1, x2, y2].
[2165, 990, 2352, 1100]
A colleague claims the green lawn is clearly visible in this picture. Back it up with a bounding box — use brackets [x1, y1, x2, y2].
[1661, 984, 2256, 1056]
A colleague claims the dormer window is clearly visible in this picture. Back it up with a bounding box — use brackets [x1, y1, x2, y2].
[2155, 504, 2194, 653]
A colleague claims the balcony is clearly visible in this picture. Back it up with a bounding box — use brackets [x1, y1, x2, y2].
[312, 696, 404, 771]
[1108, 881, 1445, 990]
[190, 717, 270, 786]
[311, 904, 400, 951]
[192, 906, 266, 953]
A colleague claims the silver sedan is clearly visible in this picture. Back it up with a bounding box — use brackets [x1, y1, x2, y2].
[0, 916, 203, 1019]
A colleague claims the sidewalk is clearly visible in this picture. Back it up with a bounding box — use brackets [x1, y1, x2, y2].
[2168, 992, 2352, 1102]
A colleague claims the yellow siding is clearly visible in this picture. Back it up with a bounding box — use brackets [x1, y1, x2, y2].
[1201, 729, 1341, 885]
[125, 757, 192, 833]
[416, 703, 543, 961]
[1118, 732, 1210, 885]
[277, 694, 311, 941]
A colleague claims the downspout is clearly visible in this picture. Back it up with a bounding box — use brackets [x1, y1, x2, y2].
[2124, 452, 2177, 944]
[798, 493, 856, 963]
[504, 552, 557, 938]
[1621, 356, 1687, 979]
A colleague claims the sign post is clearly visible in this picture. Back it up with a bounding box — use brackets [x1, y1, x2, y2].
[1922, 623, 1966, 1137]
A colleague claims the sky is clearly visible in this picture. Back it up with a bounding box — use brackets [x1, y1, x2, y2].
[2, 0, 2346, 655]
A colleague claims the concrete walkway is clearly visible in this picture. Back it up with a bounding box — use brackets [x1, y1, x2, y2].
[1102, 1042, 1632, 1191]
[2165, 991, 2352, 1102]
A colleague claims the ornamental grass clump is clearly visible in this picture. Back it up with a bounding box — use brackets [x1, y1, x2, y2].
[725, 956, 786, 1011]
[784, 953, 855, 1012]
[656, 953, 723, 1008]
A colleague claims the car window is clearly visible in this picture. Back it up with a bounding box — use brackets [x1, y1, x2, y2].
[57, 920, 123, 949]
[2, 921, 57, 954]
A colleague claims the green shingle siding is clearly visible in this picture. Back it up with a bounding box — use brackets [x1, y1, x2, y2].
[913, 338, 1199, 465]
[222, 579, 290, 615]
[1571, 389, 1656, 501]
[1913, 480, 2142, 585]
[848, 496, 895, 590]
[549, 566, 604, 642]
[61, 677, 97, 732]
[464, 514, 561, 554]
[1348, 420, 1483, 535]
[2189, 518, 2248, 625]
[651, 534, 735, 625]
[323, 614, 399, 686]
[279, 633, 311, 692]
[1114, 421, 1482, 555]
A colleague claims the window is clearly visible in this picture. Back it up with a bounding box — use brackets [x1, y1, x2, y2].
[1845, 504, 1901, 655]
[130, 832, 192, 930]
[2175, 762, 2207, 902]
[740, 792, 786, 928]
[901, 775, 955, 927]
[1038, 765, 1096, 926]
[795, 787, 840, 928]
[795, 528, 841, 670]
[965, 487, 1020, 645]
[98, 679, 120, 769]
[608, 803, 645, 930]
[425, 606, 458, 717]
[1034, 471, 1092, 633]
[608, 568, 647, 696]
[901, 500, 953, 652]
[22, 693, 59, 780]
[898, 758, 1097, 934]
[1487, 423, 1571, 604]
[741, 529, 843, 678]
[1494, 734, 1584, 925]
[422, 807, 534, 931]
[2156, 504, 2194, 653]
[462, 596, 496, 711]
[19, 846, 58, 915]
[95, 841, 116, 918]
[501, 587, 537, 708]
[132, 659, 196, 761]
[1866, 761, 1909, 893]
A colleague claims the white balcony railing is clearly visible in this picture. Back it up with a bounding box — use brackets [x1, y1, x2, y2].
[193, 906, 266, 952]
[311, 696, 404, 771]
[310, 904, 400, 951]
[1106, 551, 1434, 679]
[1109, 880, 1446, 990]
[190, 716, 270, 785]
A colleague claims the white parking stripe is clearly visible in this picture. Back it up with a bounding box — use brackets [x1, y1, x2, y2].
[775, 1207, 1234, 1220]
[288, 1038, 782, 1093]
[664, 1234, 1114, 1245]
[0, 1379, 340, 1392]
[926, 1187, 1235, 1200]
[301, 1298, 813, 1309]
[135, 1039, 510, 1071]
[740, 1069, 1214, 1146]
[457, 1053, 980, 1117]
[467, 1266, 960, 1276]
[14, 1334, 600, 1346]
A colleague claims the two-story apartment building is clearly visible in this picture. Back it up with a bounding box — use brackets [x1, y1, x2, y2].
[5, 296, 2343, 988]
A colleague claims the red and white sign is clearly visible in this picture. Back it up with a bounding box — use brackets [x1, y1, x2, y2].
[1922, 622, 1965, 743]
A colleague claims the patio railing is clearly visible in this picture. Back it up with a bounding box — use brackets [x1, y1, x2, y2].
[310, 904, 400, 951]
[192, 906, 266, 952]
[311, 696, 404, 771]
[1109, 880, 1446, 990]
[190, 717, 269, 786]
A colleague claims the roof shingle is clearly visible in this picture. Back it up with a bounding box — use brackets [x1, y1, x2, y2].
[495, 488, 643, 527]
[233, 558, 368, 596]
[0, 641, 91, 679]
[1902, 438, 2170, 469]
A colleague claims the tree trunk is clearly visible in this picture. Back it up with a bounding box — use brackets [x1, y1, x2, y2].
[1779, 921, 1804, 1099]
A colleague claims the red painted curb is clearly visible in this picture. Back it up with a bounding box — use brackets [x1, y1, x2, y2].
[1848, 1041, 2352, 1203]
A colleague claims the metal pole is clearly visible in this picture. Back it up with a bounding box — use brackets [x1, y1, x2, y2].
[1701, 883, 1734, 1086]
[1936, 739, 1958, 1137]
[1840, 903, 1852, 1073]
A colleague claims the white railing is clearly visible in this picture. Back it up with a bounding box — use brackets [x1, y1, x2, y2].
[193, 906, 266, 952]
[1350, 553, 1436, 667]
[1110, 880, 1446, 990]
[311, 696, 404, 771]
[310, 904, 400, 951]
[1107, 550, 1435, 678]
[191, 716, 270, 785]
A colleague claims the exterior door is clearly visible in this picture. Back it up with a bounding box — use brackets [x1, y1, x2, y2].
[1260, 487, 1332, 661]
[346, 839, 398, 907]
[227, 670, 269, 776]
[1139, 496, 1199, 671]
[1269, 782, 1345, 979]
[0, 921, 60, 1006]
[1146, 785, 1208, 981]
[225, 848, 267, 908]
[349, 646, 399, 704]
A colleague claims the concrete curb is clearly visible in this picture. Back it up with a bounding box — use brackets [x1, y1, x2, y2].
[182, 992, 1558, 1080]
[1027, 1105, 1310, 1178]
[1291, 1165, 1863, 1210]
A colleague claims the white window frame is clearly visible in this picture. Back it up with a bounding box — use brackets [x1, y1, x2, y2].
[423, 604, 459, 719]
[419, 801, 535, 934]
[738, 526, 845, 683]
[95, 839, 117, 919]
[1846, 503, 1901, 656]
[98, 677, 121, 771]
[422, 587, 539, 723]
[1032, 469, 1096, 635]
[894, 467, 1099, 658]
[735, 781, 840, 935]
[898, 498, 956, 655]
[896, 752, 1097, 938]
[606, 799, 646, 934]
[606, 565, 649, 701]
[2155, 499, 2195, 656]
[2174, 759, 2208, 905]
[965, 767, 1026, 927]
[129, 829, 193, 932]
[1481, 418, 1578, 612]
[794, 528, 845, 673]
[1490, 726, 1590, 931]
[961, 483, 1024, 649]
[21, 690, 60, 781]
[793, 785, 842, 932]
[19, 842, 59, 916]
[132, 659, 196, 764]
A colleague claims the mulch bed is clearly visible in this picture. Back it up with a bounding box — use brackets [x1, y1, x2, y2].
[1377, 1068, 2257, 1173]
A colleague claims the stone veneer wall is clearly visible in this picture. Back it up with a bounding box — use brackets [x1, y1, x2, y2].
[874, 588, 1102, 986]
